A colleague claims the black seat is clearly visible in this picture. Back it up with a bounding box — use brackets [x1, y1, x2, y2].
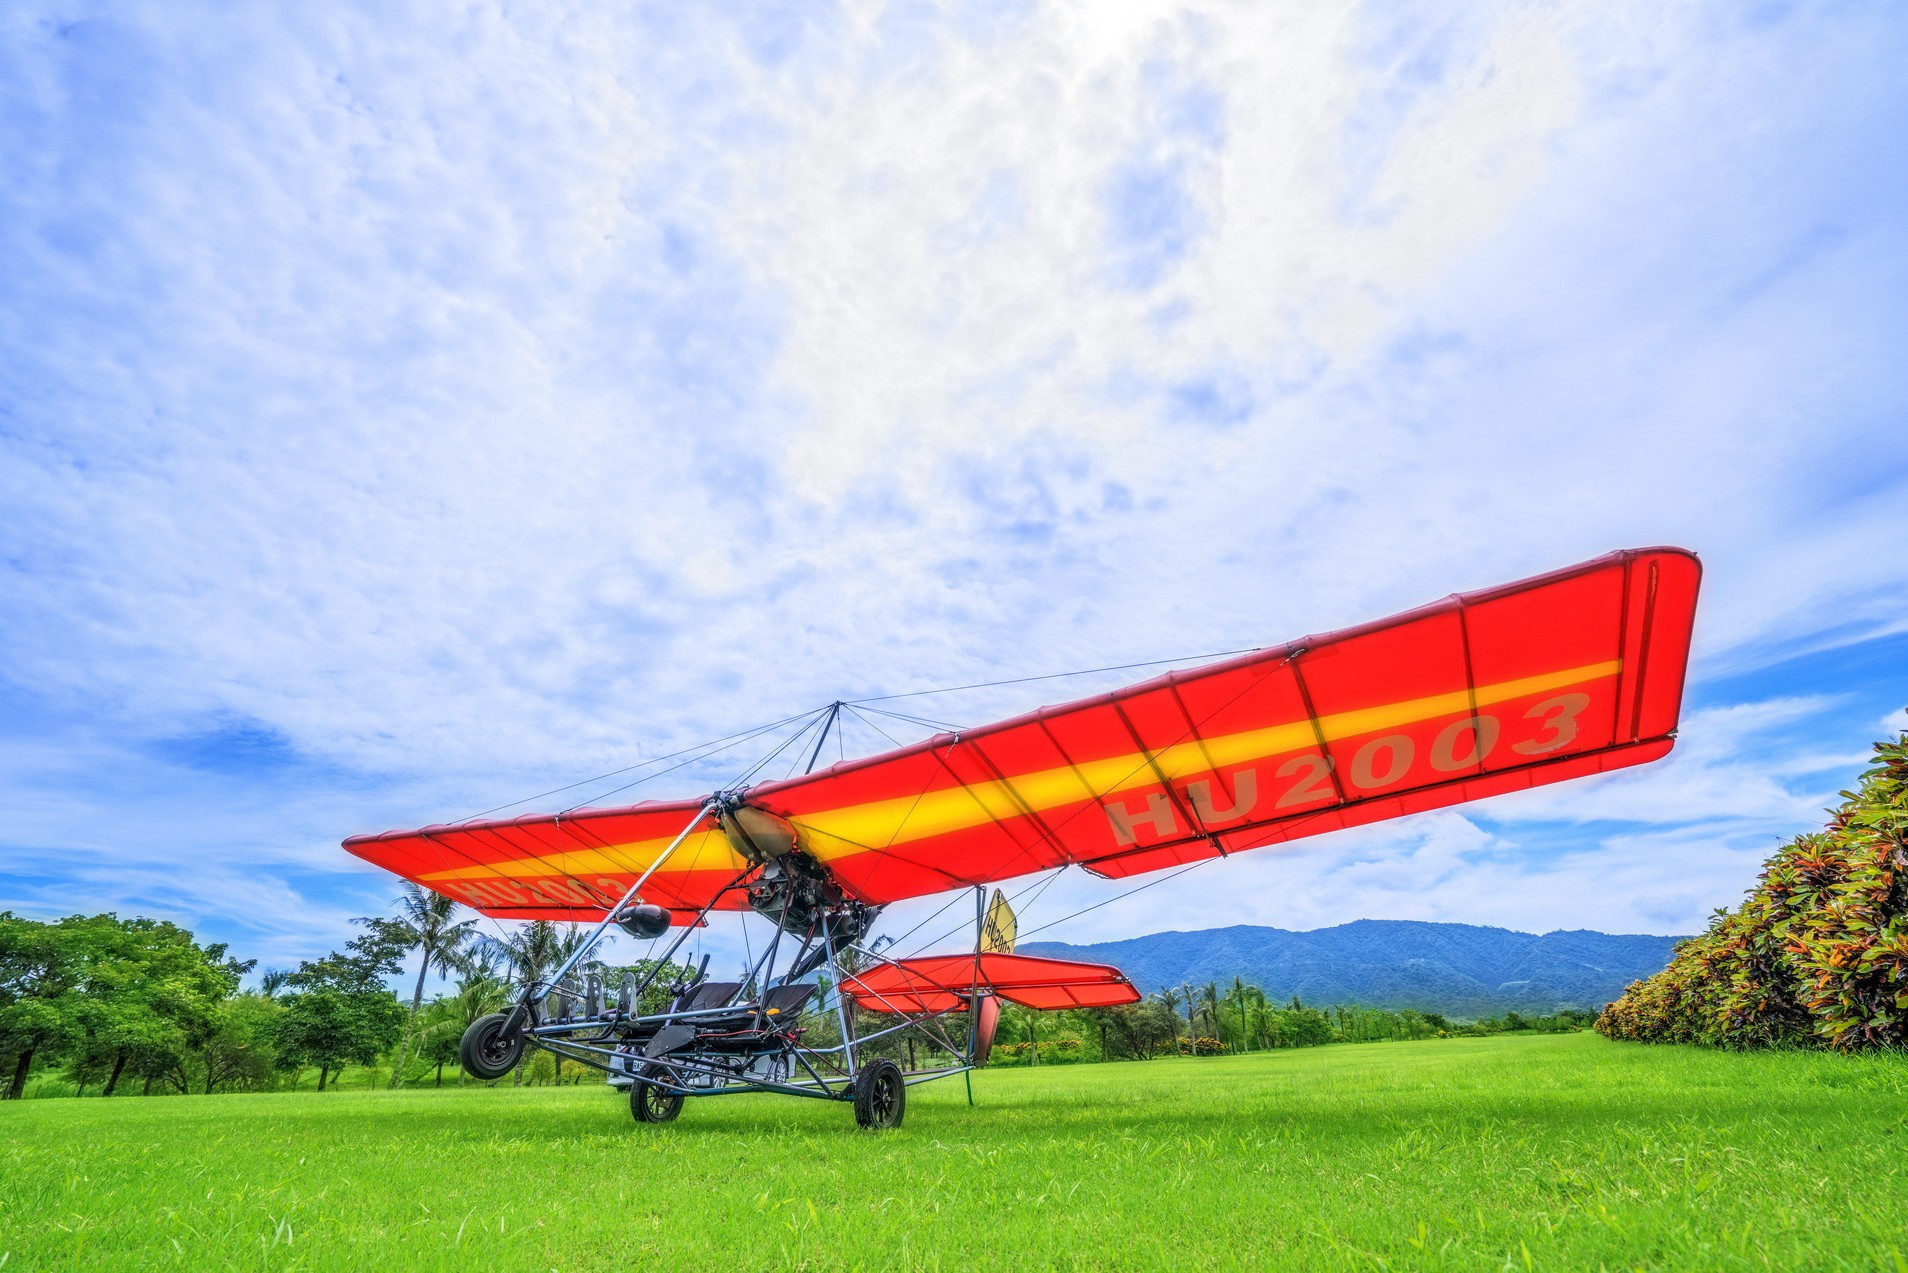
[761, 984, 814, 1018]
[676, 981, 743, 1013]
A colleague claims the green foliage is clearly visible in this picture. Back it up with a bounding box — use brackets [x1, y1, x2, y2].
[273, 988, 404, 1091]
[1442, 1008, 1594, 1037]
[272, 935, 407, 1090]
[990, 1038, 1083, 1065]
[375, 883, 479, 1089]
[198, 993, 284, 1094]
[0, 913, 87, 1099]
[523, 1048, 557, 1085]
[1, 913, 247, 1100]
[1070, 991, 1467, 1061]
[1599, 732, 1908, 1051]
[597, 958, 702, 1017]
[407, 995, 480, 1086]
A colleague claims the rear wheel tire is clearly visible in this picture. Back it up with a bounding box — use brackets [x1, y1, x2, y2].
[460, 1012, 525, 1081]
[631, 1063, 684, 1124]
[853, 1058, 906, 1130]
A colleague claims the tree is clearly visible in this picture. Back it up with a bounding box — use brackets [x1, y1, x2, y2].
[601, 957, 700, 1017]
[273, 932, 405, 1091]
[200, 993, 282, 1093]
[412, 948, 509, 1086]
[1280, 999, 1336, 1047]
[2, 914, 85, 1098]
[447, 946, 511, 1026]
[74, 917, 249, 1096]
[486, 921, 591, 1083]
[411, 998, 467, 1086]
[1, 946, 80, 1096]
[366, 884, 476, 1089]
[1246, 986, 1270, 1049]
[1201, 982, 1222, 1049]
[491, 921, 564, 991]
[1156, 988, 1184, 1056]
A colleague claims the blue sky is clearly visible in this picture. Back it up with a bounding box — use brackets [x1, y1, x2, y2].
[2, 1, 1905, 986]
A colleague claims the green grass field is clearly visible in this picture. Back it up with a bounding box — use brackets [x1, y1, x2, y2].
[3, 1032, 1905, 1270]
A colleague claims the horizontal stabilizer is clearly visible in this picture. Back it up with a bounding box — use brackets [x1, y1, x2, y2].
[843, 952, 1140, 1013]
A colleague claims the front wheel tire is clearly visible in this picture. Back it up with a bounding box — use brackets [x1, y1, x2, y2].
[853, 1058, 906, 1130]
[460, 1013, 525, 1081]
[631, 1063, 684, 1124]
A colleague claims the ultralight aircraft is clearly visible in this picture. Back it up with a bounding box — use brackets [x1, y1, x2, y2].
[344, 548, 1699, 1129]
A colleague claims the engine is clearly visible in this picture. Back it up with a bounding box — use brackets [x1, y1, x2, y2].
[745, 849, 881, 945]
[719, 795, 884, 971]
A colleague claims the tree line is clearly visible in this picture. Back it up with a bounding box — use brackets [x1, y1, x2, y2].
[4, 881, 1594, 1100]
[0, 884, 697, 1099]
[989, 980, 1590, 1067]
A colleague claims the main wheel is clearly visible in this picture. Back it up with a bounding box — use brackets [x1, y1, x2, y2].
[460, 1012, 525, 1081]
[630, 1063, 684, 1124]
[853, 1058, 906, 1130]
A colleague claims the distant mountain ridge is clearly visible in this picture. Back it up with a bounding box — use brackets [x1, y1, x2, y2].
[1020, 919, 1687, 1019]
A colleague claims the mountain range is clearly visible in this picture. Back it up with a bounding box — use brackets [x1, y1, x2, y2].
[1020, 919, 1687, 1019]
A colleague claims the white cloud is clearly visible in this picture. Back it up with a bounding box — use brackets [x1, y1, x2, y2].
[1462, 697, 1843, 826]
[2, 0, 1904, 961]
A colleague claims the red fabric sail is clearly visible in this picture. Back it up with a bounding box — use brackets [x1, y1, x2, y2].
[344, 798, 735, 922]
[343, 548, 1700, 919]
[843, 953, 1141, 1013]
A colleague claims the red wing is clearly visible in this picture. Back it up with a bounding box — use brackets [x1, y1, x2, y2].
[343, 798, 743, 923]
[342, 548, 1699, 920]
[844, 952, 1141, 1012]
[749, 547, 1699, 899]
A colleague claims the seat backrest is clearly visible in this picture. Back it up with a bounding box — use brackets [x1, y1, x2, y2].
[677, 981, 743, 1013]
[762, 983, 815, 1017]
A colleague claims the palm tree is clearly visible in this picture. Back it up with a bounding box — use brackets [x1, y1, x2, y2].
[1247, 986, 1269, 1050]
[496, 920, 563, 990]
[1201, 982, 1221, 1050]
[449, 946, 510, 1023]
[258, 968, 292, 997]
[546, 924, 595, 1084]
[1180, 983, 1201, 1055]
[385, 884, 478, 1088]
[437, 946, 509, 1085]
[1230, 976, 1251, 1053]
[489, 921, 596, 1083]
[1157, 988, 1183, 1055]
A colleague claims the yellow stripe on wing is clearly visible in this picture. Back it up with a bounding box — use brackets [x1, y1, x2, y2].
[418, 828, 742, 883]
[794, 659, 1620, 861]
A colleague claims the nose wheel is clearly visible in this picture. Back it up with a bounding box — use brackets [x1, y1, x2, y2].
[459, 1012, 526, 1081]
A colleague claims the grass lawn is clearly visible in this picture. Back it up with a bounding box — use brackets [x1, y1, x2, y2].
[2, 1031, 1905, 1270]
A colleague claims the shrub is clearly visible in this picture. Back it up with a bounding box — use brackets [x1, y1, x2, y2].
[1598, 733, 1908, 1051]
[989, 1038, 1085, 1066]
